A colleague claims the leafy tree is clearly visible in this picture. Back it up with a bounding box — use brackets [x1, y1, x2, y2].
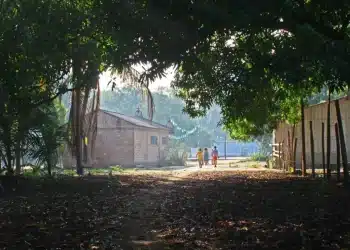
[26, 101, 66, 175]
[170, 33, 314, 140]
[98, 0, 350, 141]
[0, 0, 162, 174]
[0, 0, 87, 174]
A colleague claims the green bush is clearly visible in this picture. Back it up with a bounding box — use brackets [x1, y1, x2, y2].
[110, 165, 123, 172]
[62, 169, 76, 176]
[22, 165, 44, 177]
[250, 152, 268, 162]
[89, 168, 109, 175]
[162, 140, 189, 166]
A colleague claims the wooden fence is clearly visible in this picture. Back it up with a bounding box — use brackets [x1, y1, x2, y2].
[270, 141, 297, 172]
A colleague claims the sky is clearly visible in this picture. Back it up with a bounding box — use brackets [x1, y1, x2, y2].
[99, 65, 176, 91]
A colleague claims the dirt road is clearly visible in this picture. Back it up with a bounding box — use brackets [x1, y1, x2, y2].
[1, 165, 349, 249]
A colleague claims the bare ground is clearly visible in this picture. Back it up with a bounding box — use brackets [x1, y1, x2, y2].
[0, 164, 350, 249]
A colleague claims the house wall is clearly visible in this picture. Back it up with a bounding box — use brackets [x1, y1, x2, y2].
[134, 129, 169, 165]
[62, 110, 171, 168]
[275, 97, 350, 168]
[93, 111, 135, 167]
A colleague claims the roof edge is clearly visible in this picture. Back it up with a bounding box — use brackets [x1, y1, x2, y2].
[99, 109, 169, 130]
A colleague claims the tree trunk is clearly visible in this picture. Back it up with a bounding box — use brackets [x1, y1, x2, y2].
[334, 99, 348, 184]
[75, 88, 83, 175]
[90, 82, 100, 163]
[15, 139, 21, 175]
[335, 123, 341, 182]
[321, 122, 326, 179]
[326, 91, 331, 180]
[293, 138, 297, 173]
[5, 142, 12, 175]
[46, 156, 52, 176]
[309, 121, 315, 178]
[301, 99, 306, 176]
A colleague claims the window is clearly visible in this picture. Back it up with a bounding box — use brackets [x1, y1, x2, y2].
[162, 136, 168, 145]
[150, 136, 158, 145]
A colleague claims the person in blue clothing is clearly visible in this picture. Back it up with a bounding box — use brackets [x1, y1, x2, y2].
[203, 148, 209, 165]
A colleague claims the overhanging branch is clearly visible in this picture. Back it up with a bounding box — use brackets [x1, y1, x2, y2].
[31, 87, 77, 108]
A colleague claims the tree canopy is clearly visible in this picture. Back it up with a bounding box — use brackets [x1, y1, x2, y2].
[96, 0, 350, 139]
[1, 0, 350, 172]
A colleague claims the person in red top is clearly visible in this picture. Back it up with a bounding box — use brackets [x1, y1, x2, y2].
[212, 146, 219, 168]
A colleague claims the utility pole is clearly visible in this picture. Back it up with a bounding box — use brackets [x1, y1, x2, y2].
[224, 135, 227, 159]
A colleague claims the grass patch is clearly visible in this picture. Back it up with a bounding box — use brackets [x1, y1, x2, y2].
[250, 152, 268, 162]
[110, 165, 124, 172]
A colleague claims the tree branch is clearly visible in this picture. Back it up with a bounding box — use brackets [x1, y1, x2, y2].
[31, 87, 77, 108]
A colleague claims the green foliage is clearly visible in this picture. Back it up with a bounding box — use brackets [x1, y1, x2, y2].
[163, 140, 189, 166]
[89, 168, 110, 175]
[88, 166, 124, 175]
[172, 33, 311, 140]
[25, 101, 67, 175]
[2, 0, 350, 171]
[255, 134, 273, 156]
[250, 153, 268, 162]
[308, 87, 348, 105]
[62, 169, 76, 176]
[22, 166, 43, 177]
[0, 0, 174, 174]
[99, 0, 350, 140]
[109, 166, 123, 172]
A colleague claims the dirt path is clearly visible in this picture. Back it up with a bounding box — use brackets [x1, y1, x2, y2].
[1, 168, 350, 249]
[128, 159, 272, 179]
[114, 168, 339, 249]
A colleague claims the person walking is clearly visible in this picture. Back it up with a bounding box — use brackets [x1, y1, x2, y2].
[212, 146, 219, 168]
[196, 148, 204, 168]
[203, 148, 209, 165]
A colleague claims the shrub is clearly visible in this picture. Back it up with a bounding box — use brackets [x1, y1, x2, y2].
[110, 165, 123, 172]
[250, 152, 268, 162]
[62, 169, 76, 176]
[162, 140, 189, 166]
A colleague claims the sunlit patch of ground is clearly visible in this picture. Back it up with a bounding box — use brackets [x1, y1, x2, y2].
[0, 167, 349, 249]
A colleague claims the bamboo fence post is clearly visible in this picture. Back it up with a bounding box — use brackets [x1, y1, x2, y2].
[278, 142, 282, 169]
[301, 99, 306, 176]
[288, 130, 292, 172]
[293, 138, 298, 173]
[309, 121, 315, 178]
[322, 122, 326, 179]
[326, 92, 331, 181]
[335, 123, 341, 182]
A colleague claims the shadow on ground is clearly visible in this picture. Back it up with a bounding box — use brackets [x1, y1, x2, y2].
[0, 171, 349, 249]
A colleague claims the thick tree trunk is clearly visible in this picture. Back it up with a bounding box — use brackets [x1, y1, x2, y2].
[5, 142, 13, 175]
[90, 82, 100, 163]
[81, 87, 91, 164]
[15, 139, 21, 175]
[75, 88, 83, 175]
[47, 159, 52, 176]
[334, 99, 348, 184]
[301, 99, 306, 176]
[326, 91, 331, 180]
